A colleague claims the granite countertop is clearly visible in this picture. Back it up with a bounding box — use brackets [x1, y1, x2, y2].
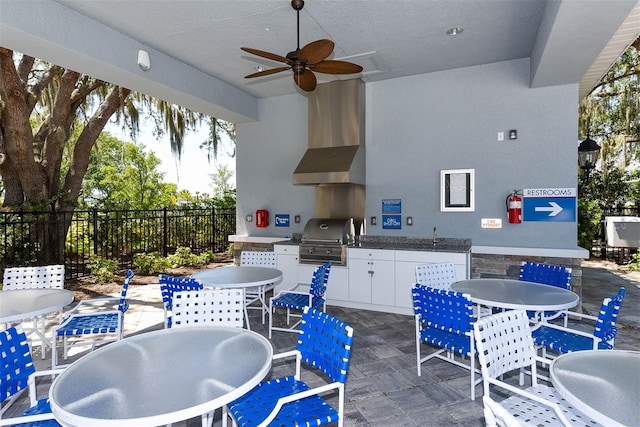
[275, 236, 471, 253]
[355, 236, 471, 253]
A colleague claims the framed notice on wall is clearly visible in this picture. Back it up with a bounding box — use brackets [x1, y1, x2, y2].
[441, 169, 475, 212]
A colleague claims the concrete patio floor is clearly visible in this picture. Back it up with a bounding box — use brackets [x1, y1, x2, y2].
[9, 264, 640, 426]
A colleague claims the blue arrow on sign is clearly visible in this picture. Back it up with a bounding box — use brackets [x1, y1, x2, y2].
[523, 197, 576, 222]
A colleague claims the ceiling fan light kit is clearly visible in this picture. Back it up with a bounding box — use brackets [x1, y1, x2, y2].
[241, 0, 363, 92]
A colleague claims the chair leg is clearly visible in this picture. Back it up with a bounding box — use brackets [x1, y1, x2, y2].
[268, 301, 274, 339]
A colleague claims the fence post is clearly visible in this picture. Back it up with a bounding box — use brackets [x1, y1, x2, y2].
[163, 207, 168, 257]
[92, 208, 98, 256]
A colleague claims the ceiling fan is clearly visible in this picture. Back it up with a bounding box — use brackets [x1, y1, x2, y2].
[241, 0, 363, 92]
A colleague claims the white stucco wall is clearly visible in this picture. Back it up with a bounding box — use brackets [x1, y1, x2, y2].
[237, 58, 581, 250]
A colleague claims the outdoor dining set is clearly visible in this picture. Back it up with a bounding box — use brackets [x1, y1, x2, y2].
[1, 256, 636, 427]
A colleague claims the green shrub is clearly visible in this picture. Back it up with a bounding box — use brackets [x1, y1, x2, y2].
[577, 199, 603, 254]
[87, 256, 119, 283]
[628, 252, 640, 271]
[133, 252, 171, 275]
[167, 247, 201, 267]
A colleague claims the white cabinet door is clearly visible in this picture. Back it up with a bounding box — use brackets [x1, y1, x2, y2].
[348, 257, 372, 303]
[348, 249, 395, 305]
[298, 264, 349, 302]
[274, 245, 299, 293]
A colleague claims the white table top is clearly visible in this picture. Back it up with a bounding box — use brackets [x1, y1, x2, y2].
[550, 350, 640, 427]
[0, 288, 74, 324]
[450, 278, 579, 311]
[49, 326, 273, 427]
[191, 266, 283, 289]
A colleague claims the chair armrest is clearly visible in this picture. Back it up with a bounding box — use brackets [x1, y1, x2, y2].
[563, 310, 597, 322]
[273, 289, 311, 299]
[287, 281, 311, 292]
[63, 297, 119, 316]
[486, 378, 573, 426]
[272, 349, 298, 361]
[28, 368, 65, 407]
[0, 412, 59, 426]
[256, 382, 342, 427]
[532, 322, 596, 341]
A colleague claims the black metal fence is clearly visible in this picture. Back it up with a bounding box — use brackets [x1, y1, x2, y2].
[0, 207, 235, 279]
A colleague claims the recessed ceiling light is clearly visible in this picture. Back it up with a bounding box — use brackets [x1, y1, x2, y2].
[446, 27, 463, 36]
[254, 66, 265, 72]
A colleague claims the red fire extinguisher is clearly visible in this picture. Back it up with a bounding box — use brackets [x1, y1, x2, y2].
[256, 209, 269, 227]
[506, 190, 522, 224]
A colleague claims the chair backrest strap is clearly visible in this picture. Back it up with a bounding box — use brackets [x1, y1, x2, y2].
[0, 326, 35, 403]
[415, 263, 457, 290]
[594, 287, 626, 341]
[2, 264, 65, 290]
[297, 307, 354, 384]
[309, 261, 331, 308]
[473, 309, 536, 379]
[519, 261, 572, 290]
[411, 284, 474, 333]
[240, 251, 277, 268]
[159, 274, 204, 310]
[118, 270, 135, 313]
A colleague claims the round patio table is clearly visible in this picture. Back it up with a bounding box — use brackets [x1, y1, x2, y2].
[450, 278, 579, 312]
[190, 266, 283, 289]
[0, 288, 74, 324]
[550, 350, 639, 427]
[49, 326, 273, 427]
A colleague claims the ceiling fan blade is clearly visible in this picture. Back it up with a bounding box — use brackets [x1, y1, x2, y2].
[294, 69, 317, 92]
[299, 39, 335, 64]
[311, 60, 363, 75]
[241, 47, 289, 64]
[245, 67, 291, 79]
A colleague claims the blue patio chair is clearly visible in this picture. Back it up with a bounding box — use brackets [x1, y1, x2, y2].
[532, 287, 626, 358]
[224, 307, 354, 427]
[519, 261, 572, 323]
[1, 326, 64, 426]
[51, 270, 134, 368]
[269, 261, 331, 339]
[412, 284, 481, 400]
[474, 310, 598, 426]
[159, 274, 203, 328]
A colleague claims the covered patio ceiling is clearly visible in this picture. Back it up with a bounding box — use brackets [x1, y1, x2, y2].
[1, 0, 639, 123]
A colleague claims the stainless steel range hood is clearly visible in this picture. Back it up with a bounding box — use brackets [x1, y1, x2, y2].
[293, 79, 365, 185]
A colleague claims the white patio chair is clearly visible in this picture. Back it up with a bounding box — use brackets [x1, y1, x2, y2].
[473, 309, 599, 426]
[171, 287, 245, 427]
[415, 262, 457, 289]
[171, 288, 246, 329]
[240, 250, 277, 324]
[2, 264, 65, 358]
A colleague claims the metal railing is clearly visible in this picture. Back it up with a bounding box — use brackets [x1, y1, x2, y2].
[0, 207, 235, 279]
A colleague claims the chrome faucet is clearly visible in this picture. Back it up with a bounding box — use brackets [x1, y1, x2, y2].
[432, 227, 438, 246]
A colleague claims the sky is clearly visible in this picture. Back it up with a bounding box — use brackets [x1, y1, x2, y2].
[106, 120, 236, 195]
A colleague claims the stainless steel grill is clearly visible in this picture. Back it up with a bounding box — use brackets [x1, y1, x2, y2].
[299, 218, 354, 266]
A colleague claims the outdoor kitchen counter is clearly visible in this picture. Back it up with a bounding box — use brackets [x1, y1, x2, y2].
[275, 236, 471, 315]
[273, 237, 471, 253]
[353, 237, 471, 253]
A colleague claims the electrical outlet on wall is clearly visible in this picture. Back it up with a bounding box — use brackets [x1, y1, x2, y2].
[498, 132, 505, 141]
